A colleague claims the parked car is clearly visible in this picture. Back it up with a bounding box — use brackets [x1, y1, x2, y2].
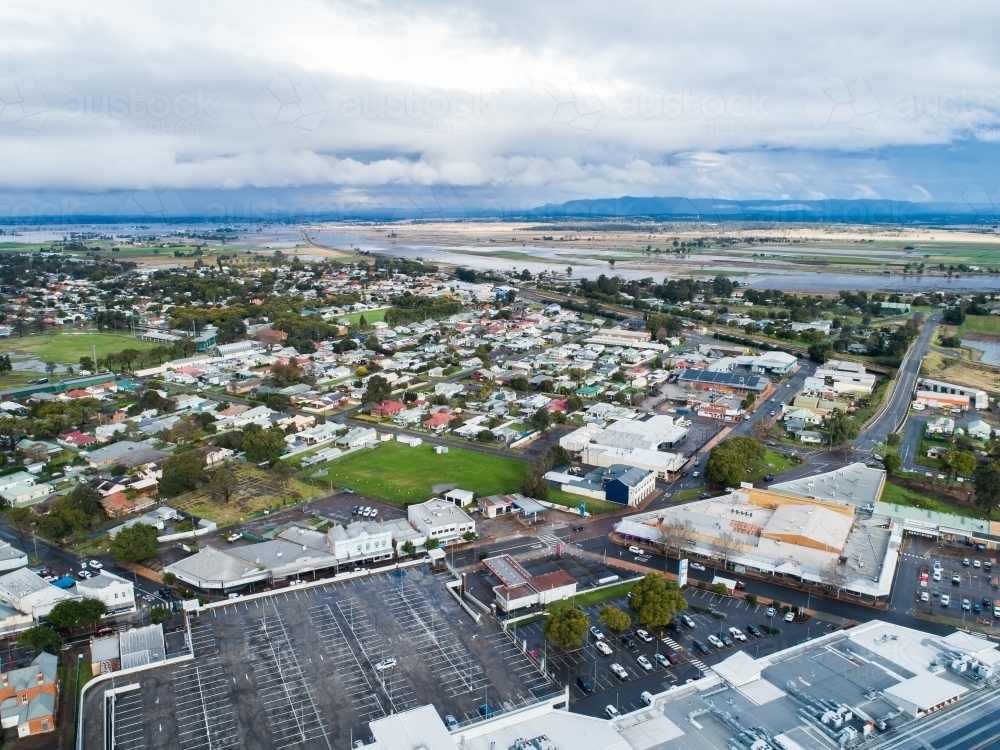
[640, 691, 653, 706]
[953, 573, 962, 584]
[746, 624, 762, 638]
[88, 560, 103, 570]
[974, 559, 982, 568]
[227, 533, 242, 543]
[576, 676, 594, 693]
[590, 627, 605, 640]
[681, 615, 696, 628]
[628, 546, 643, 555]
[941, 594, 950, 607]
[983, 597, 993, 609]
[665, 651, 680, 665]
[764, 607, 776, 618]
[920, 591, 929, 602]
[444, 715, 459, 731]
[636, 629, 654, 642]
[707, 635, 724, 649]
[654, 653, 670, 668]
[962, 599, 971, 611]
[728, 627, 747, 642]
[692, 640, 710, 654]
[351, 506, 360, 516]
[595, 641, 613, 656]
[228, 593, 242, 600]
[933, 561, 942, 572]
[721, 634, 733, 647]
[932, 570, 941, 581]
[973, 601, 982, 613]
[637, 655, 653, 672]
[783, 611, 795, 622]
[374, 657, 397, 672]
[610, 663, 629, 681]
[605, 705, 620, 719]
[478, 704, 494, 719]
[963, 558, 971, 566]
[690, 562, 706, 571]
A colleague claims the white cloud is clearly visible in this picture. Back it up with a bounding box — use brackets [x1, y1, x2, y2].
[0, 0, 998, 207]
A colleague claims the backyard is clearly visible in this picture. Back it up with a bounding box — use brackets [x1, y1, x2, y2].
[306, 441, 619, 513]
[880, 478, 993, 520]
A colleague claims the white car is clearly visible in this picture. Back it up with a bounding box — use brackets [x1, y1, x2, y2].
[374, 657, 397, 672]
[228, 593, 242, 600]
[88, 560, 103, 570]
[974, 560, 982, 568]
[962, 599, 971, 611]
[764, 607, 776, 618]
[690, 562, 706, 571]
[628, 546, 643, 555]
[78, 570, 93, 579]
[728, 627, 747, 642]
[932, 571, 941, 582]
[941, 594, 950, 607]
[681, 615, 696, 628]
[227, 533, 242, 543]
[993, 605, 1000, 619]
[637, 655, 653, 672]
[595, 640, 613, 656]
[691, 471, 700, 477]
[932, 561, 942, 572]
[590, 626, 605, 640]
[920, 591, 929, 602]
[707, 635, 724, 648]
[636, 629, 654, 643]
[610, 663, 629, 680]
[605, 705, 621, 719]
[640, 691, 653, 706]
[784, 611, 795, 622]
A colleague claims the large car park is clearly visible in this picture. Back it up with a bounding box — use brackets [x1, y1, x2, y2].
[895, 537, 1000, 624]
[511, 588, 835, 718]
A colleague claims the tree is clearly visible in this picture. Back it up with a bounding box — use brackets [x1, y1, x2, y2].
[17, 626, 61, 655]
[162, 572, 177, 586]
[598, 605, 632, 632]
[7, 507, 31, 528]
[149, 606, 172, 625]
[400, 540, 416, 556]
[543, 606, 589, 650]
[710, 531, 742, 570]
[975, 464, 1000, 509]
[712, 583, 729, 596]
[362, 375, 392, 406]
[807, 342, 834, 363]
[79, 598, 108, 629]
[462, 531, 478, 542]
[822, 410, 860, 447]
[942, 306, 966, 325]
[882, 453, 902, 475]
[658, 518, 693, 558]
[160, 452, 206, 496]
[110, 522, 159, 562]
[944, 449, 977, 478]
[520, 471, 549, 501]
[423, 537, 440, 551]
[270, 461, 297, 491]
[475, 429, 496, 443]
[530, 407, 551, 432]
[510, 377, 529, 392]
[242, 426, 287, 464]
[0, 354, 11, 375]
[627, 572, 687, 628]
[207, 469, 239, 503]
[704, 436, 765, 488]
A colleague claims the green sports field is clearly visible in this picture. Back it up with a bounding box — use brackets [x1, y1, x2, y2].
[313, 440, 619, 514]
[0, 331, 157, 365]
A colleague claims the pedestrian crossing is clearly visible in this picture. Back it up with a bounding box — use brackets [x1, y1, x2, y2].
[538, 533, 561, 546]
[661, 636, 709, 674]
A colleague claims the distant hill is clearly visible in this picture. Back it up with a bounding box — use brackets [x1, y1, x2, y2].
[527, 196, 994, 225]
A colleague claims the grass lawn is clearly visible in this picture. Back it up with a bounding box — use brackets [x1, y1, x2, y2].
[958, 316, 1000, 336]
[880, 480, 986, 520]
[341, 308, 389, 327]
[674, 486, 708, 502]
[746, 450, 798, 482]
[312, 441, 621, 513]
[0, 330, 157, 366]
[545, 580, 638, 614]
[852, 378, 890, 426]
[546, 487, 619, 516]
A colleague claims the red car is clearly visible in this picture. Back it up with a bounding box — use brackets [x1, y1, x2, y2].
[666, 651, 680, 665]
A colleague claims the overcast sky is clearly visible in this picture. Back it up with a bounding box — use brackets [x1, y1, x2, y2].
[2, 1, 1000, 219]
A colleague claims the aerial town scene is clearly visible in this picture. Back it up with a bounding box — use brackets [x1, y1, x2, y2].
[1, 3, 1000, 750]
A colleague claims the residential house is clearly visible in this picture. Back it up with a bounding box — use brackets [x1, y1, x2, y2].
[335, 427, 378, 448]
[0, 652, 58, 737]
[926, 417, 955, 436]
[371, 400, 405, 418]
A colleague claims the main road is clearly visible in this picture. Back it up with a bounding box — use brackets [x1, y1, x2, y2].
[850, 311, 940, 452]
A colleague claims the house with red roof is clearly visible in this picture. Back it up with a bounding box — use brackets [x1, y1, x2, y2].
[57, 430, 96, 448]
[423, 412, 453, 431]
[371, 400, 406, 418]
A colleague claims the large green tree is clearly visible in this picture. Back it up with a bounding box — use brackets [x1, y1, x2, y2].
[543, 606, 589, 650]
[242, 426, 287, 464]
[598, 606, 631, 632]
[110, 523, 159, 562]
[160, 452, 206, 496]
[627, 573, 687, 628]
[944, 449, 977, 478]
[822, 410, 860, 447]
[362, 375, 392, 406]
[975, 463, 1000, 509]
[17, 626, 62, 654]
[704, 436, 766, 488]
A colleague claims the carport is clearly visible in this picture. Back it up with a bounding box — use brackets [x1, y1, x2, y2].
[512, 495, 547, 524]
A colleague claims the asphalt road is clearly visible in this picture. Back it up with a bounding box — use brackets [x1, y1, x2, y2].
[850, 312, 941, 452]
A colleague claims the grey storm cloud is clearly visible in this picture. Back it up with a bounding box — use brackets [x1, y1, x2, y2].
[1, 0, 999, 207]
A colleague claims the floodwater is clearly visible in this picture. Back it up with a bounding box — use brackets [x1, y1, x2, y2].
[962, 338, 1000, 366]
